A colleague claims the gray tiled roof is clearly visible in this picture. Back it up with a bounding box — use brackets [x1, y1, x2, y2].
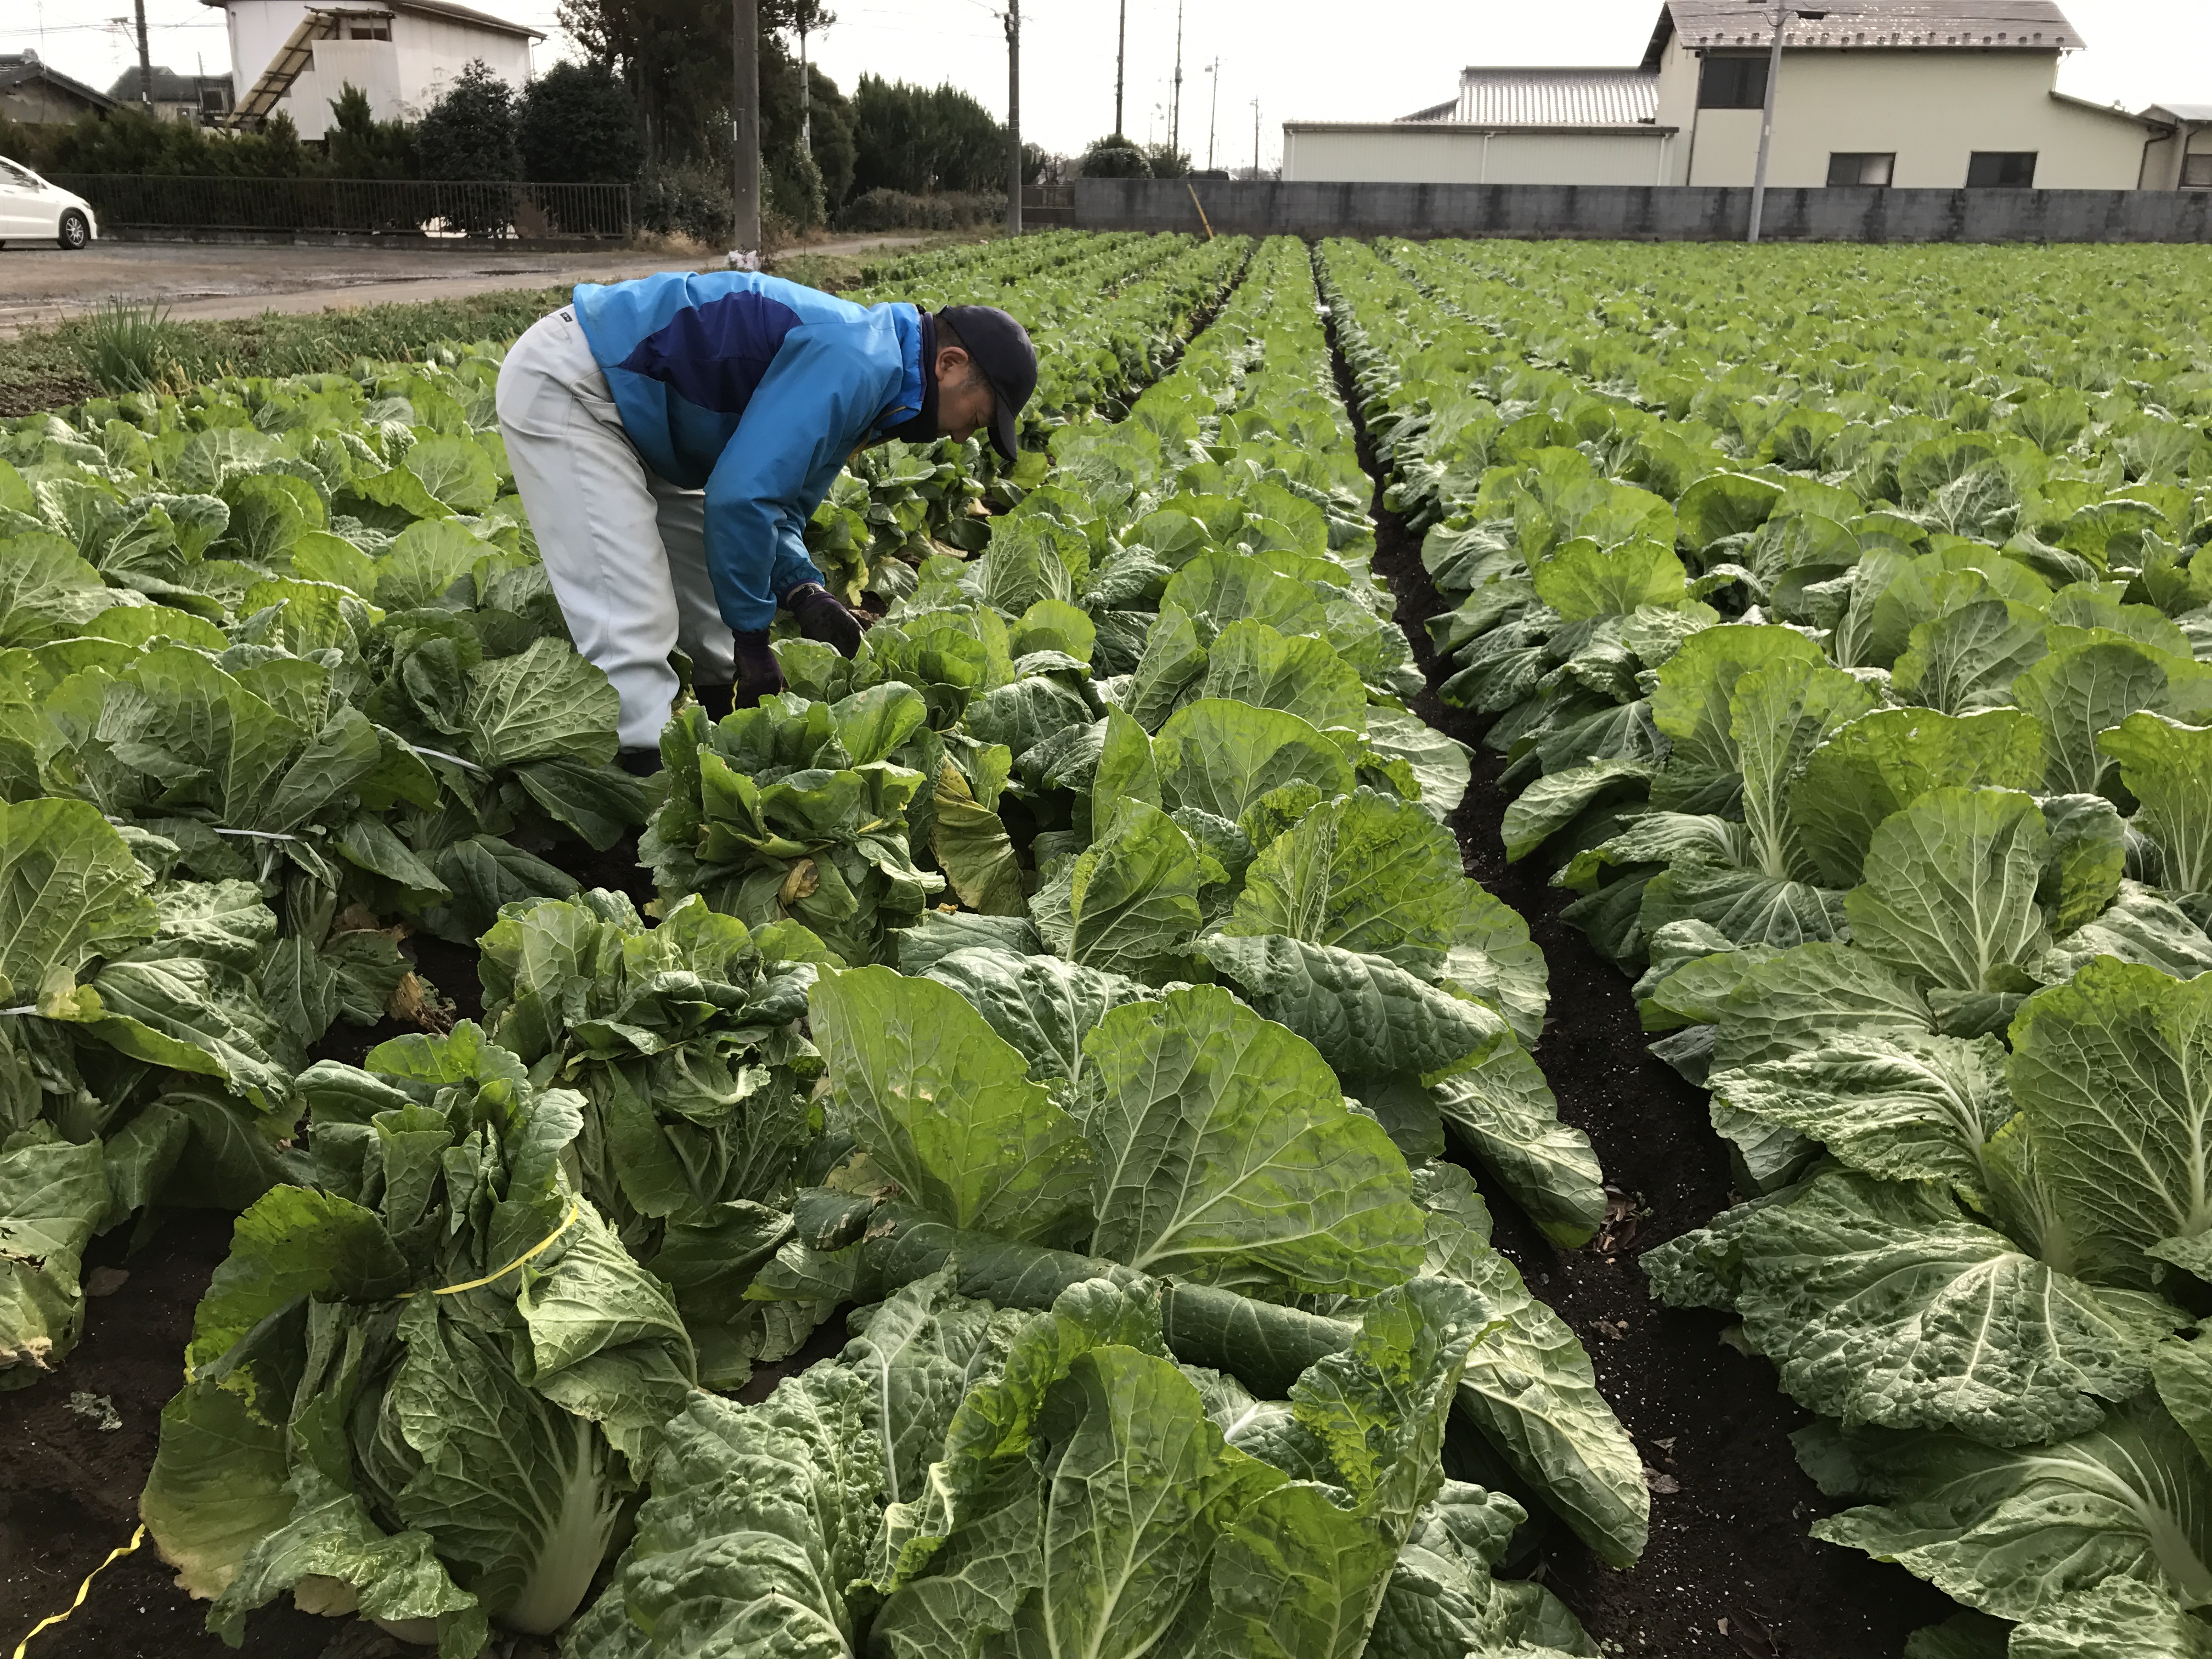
[1643, 1, 2083, 67]
[1401, 67, 1659, 127]
[0, 51, 120, 110]
[387, 0, 543, 40]
[105, 64, 234, 101]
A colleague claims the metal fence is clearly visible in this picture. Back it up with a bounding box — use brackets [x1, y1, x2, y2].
[1021, 184, 1075, 229]
[49, 176, 635, 240]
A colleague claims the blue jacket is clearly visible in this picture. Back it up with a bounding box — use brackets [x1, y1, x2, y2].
[569, 271, 926, 630]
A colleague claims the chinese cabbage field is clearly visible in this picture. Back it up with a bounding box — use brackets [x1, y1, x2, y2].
[4, 230, 2208, 1659]
[1321, 233, 2212, 1658]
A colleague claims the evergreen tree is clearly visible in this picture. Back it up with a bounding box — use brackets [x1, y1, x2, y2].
[325, 84, 418, 178]
[849, 76, 1005, 196]
[416, 60, 520, 181]
[517, 59, 641, 183]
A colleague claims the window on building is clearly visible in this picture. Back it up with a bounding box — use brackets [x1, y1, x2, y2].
[199, 86, 227, 111]
[2185, 153, 2212, 188]
[1826, 151, 1895, 187]
[348, 25, 390, 39]
[1967, 151, 2038, 187]
[1698, 55, 1769, 109]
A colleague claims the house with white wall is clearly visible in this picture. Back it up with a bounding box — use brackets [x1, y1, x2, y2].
[2138, 104, 2212, 190]
[1649, 0, 2149, 189]
[1284, 0, 2178, 191]
[201, 0, 538, 138]
[1285, 69, 1679, 187]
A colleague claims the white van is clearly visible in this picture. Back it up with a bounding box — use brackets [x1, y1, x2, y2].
[0, 157, 98, 249]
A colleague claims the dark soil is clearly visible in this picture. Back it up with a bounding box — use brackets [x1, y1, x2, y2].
[0, 375, 100, 420]
[0, 1212, 338, 1658]
[1322, 303, 1953, 1658]
[2, 925, 496, 1659]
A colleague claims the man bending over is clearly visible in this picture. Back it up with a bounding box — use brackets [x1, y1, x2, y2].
[495, 269, 1037, 772]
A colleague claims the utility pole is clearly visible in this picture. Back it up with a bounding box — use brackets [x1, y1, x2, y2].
[1114, 0, 1126, 137]
[1205, 58, 1219, 171]
[731, 0, 760, 261]
[1005, 0, 1022, 236]
[132, 0, 152, 108]
[1251, 97, 1260, 179]
[1169, 0, 1183, 156]
[798, 14, 810, 155]
[1747, 2, 1811, 242]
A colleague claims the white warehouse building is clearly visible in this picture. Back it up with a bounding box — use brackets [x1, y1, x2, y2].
[1283, 0, 2179, 192]
[202, 0, 539, 138]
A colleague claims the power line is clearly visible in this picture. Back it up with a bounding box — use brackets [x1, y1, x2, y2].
[0, 18, 223, 31]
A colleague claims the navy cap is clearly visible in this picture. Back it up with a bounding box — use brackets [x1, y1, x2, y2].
[938, 304, 1036, 461]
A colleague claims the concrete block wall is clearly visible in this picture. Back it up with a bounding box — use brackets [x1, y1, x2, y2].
[1074, 178, 2212, 242]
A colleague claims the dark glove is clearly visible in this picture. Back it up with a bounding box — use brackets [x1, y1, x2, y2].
[733, 630, 787, 709]
[782, 582, 865, 659]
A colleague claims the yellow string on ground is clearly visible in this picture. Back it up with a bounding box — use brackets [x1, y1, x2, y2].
[396, 1198, 582, 1299]
[12, 1205, 581, 1651]
[12, 1523, 145, 1658]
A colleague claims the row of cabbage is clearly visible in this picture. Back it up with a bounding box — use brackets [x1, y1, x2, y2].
[0, 227, 1246, 1639]
[837, 227, 1120, 293]
[1318, 233, 2212, 1655]
[805, 230, 1249, 607]
[0, 229, 1263, 1407]
[0, 337, 662, 1402]
[605, 230, 1645, 1655]
[134, 235, 1645, 1659]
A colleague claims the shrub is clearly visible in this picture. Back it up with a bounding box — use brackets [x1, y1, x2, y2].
[1078, 134, 1150, 178]
[0, 111, 59, 172]
[1143, 142, 1190, 179]
[38, 104, 307, 178]
[636, 161, 733, 246]
[831, 188, 1005, 233]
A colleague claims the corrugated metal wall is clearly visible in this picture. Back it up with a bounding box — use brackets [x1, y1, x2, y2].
[1283, 128, 1675, 187]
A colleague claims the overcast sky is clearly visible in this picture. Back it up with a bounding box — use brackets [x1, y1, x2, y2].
[9, 0, 2210, 166]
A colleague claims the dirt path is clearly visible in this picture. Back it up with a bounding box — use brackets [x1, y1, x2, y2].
[0, 233, 929, 337]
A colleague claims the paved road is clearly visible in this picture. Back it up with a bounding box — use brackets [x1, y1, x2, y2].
[0, 233, 928, 335]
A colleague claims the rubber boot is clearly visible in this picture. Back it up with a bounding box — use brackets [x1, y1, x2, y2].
[616, 747, 662, 777]
[733, 630, 787, 708]
[782, 582, 865, 658]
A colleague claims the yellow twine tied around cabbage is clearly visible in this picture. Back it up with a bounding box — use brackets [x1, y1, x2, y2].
[395, 1197, 583, 1299]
